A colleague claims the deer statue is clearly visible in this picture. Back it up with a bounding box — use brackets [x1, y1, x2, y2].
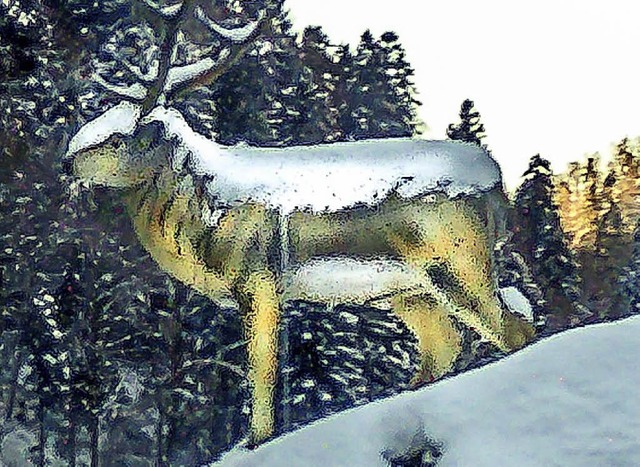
[64, 0, 534, 444]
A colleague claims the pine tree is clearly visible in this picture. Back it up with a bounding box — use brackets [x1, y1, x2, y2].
[513, 155, 590, 329]
[621, 220, 640, 316]
[293, 26, 342, 144]
[346, 30, 420, 140]
[212, 8, 284, 145]
[554, 154, 609, 252]
[446, 99, 486, 147]
[377, 31, 422, 135]
[591, 203, 631, 319]
[215, 11, 337, 146]
[332, 44, 356, 139]
[348, 30, 385, 139]
[609, 137, 640, 232]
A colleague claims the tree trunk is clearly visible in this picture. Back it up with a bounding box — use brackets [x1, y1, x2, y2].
[164, 285, 185, 462]
[88, 414, 99, 467]
[67, 410, 77, 467]
[278, 312, 291, 434]
[3, 341, 21, 425]
[156, 400, 166, 467]
[36, 397, 46, 467]
[165, 406, 177, 466]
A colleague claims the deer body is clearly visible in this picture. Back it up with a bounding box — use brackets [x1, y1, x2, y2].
[65, 0, 532, 445]
[68, 105, 533, 443]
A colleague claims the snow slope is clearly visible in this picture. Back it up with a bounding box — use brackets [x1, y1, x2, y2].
[214, 316, 640, 466]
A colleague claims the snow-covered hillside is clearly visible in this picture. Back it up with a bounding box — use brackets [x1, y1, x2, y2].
[214, 316, 640, 466]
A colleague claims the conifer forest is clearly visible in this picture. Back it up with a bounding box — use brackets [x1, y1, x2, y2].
[1, 1, 639, 465]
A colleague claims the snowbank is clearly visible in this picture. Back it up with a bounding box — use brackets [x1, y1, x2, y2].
[213, 316, 640, 466]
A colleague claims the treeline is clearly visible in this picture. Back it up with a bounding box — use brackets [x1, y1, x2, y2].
[509, 139, 640, 331]
[555, 138, 640, 319]
[200, 23, 423, 145]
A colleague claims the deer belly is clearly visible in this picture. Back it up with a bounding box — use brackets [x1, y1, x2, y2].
[281, 257, 425, 306]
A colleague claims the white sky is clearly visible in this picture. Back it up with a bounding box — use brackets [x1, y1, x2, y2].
[284, 0, 640, 190]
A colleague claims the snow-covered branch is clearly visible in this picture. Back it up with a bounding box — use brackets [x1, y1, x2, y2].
[92, 72, 148, 101]
[194, 6, 263, 43]
[140, 0, 182, 18]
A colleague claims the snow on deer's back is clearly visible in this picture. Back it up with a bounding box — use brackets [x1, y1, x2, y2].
[66, 103, 502, 213]
[145, 106, 502, 214]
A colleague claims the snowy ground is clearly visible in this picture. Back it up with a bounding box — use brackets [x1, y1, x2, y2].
[214, 316, 640, 466]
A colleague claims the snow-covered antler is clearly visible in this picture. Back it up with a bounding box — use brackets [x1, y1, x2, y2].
[159, 2, 275, 102]
[194, 5, 263, 43]
[140, 0, 183, 19]
[162, 51, 228, 94]
[92, 71, 148, 101]
[66, 1, 273, 155]
[154, 3, 265, 94]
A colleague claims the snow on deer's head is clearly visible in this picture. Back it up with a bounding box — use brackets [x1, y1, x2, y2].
[64, 101, 170, 188]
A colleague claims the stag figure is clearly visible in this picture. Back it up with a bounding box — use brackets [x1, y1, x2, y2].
[65, 0, 534, 444]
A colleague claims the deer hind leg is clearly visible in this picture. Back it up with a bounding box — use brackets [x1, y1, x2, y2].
[419, 204, 533, 350]
[387, 201, 533, 383]
[390, 293, 462, 383]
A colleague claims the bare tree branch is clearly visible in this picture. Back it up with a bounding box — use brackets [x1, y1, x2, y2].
[178, 358, 246, 378]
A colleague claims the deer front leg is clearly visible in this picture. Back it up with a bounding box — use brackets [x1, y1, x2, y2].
[237, 270, 280, 445]
[212, 204, 281, 445]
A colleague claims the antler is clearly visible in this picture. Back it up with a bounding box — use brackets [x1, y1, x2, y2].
[140, 0, 196, 113]
[139, 0, 277, 112]
[165, 4, 275, 102]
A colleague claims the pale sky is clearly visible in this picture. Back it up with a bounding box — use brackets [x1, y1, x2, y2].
[284, 0, 640, 190]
